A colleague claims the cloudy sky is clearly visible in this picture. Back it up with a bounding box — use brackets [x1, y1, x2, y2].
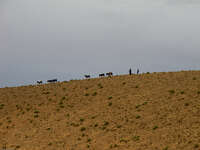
[0, 0, 200, 87]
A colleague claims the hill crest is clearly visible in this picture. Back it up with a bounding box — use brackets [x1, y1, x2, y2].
[0, 71, 200, 150]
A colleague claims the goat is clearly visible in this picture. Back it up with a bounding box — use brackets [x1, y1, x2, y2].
[106, 72, 113, 77]
[99, 73, 105, 77]
[84, 75, 90, 79]
[37, 80, 43, 84]
[47, 79, 58, 83]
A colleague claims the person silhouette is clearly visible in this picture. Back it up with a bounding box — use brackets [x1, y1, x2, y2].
[137, 68, 139, 74]
[129, 68, 132, 75]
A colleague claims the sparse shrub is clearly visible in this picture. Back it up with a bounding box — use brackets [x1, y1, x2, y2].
[92, 92, 97, 96]
[80, 127, 86, 131]
[85, 93, 89, 96]
[80, 118, 84, 122]
[26, 108, 31, 111]
[153, 125, 158, 130]
[66, 113, 70, 117]
[168, 90, 175, 94]
[34, 114, 39, 118]
[58, 100, 65, 108]
[117, 125, 122, 128]
[146, 72, 150, 74]
[48, 142, 52, 146]
[163, 146, 168, 150]
[77, 137, 81, 141]
[16, 145, 20, 149]
[110, 144, 113, 149]
[114, 144, 118, 147]
[94, 123, 98, 127]
[59, 100, 65, 108]
[87, 138, 92, 142]
[108, 102, 112, 106]
[180, 91, 185, 94]
[185, 103, 189, 106]
[135, 85, 139, 88]
[142, 101, 148, 105]
[120, 138, 128, 143]
[60, 105, 64, 108]
[132, 136, 140, 141]
[43, 91, 50, 94]
[34, 110, 39, 114]
[62, 96, 65, 100]
[98, 83, 103, 89]
[108, 96, 112, 100]
[194, 144, 199, 148]
[188, 140, 192, 144]
[16, 104, 20, 109]
[91, 116, 96, 119]
[0, 104, 4, 109]
[122, 82, 126, 85]
[193, 77, 197, 80]
[136, 115, 141, 119]
[197, 91, 200, 94]
[104, 121, 109, 126]
[101, 126, 106, 130]
[71, 123, 79, 127]
[135, 104, 141, 109]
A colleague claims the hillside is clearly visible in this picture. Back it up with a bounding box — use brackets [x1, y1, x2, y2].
[0, 71, 200, 150]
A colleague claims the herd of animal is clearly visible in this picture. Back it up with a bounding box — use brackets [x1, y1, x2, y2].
[37, 69, 139, 84]
[36, 72, 113, 84]
[37, 78, 58, 84]
[84, 72, 113, 79]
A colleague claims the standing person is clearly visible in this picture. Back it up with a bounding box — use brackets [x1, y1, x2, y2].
[129, 68, 132, 75]
[137, 68, 139, 74]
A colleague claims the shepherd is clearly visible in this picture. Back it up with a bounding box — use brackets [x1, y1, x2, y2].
[137, 68, 139, 74]
[129, 68, 132, 75]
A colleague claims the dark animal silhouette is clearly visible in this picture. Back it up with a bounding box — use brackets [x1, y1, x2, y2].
[84, 75, 90, 79]
[37, 80, 43, 84]
[99, 73, 105, 77]
[106, 72, 113, 77]
[47, 79, 57, 83]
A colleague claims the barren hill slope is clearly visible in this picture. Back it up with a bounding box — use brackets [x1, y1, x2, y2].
[0, 71, 200, 150]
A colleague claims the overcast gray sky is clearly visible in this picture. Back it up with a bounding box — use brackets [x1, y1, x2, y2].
[0, 0, 200, 87]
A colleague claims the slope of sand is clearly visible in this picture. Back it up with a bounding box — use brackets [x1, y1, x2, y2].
[0, 71, 200, 150]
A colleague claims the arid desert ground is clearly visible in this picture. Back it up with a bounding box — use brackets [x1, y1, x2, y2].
[0, 71, 200, 150]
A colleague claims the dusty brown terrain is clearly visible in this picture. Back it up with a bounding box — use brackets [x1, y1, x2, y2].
[0, 71, 200, 150]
